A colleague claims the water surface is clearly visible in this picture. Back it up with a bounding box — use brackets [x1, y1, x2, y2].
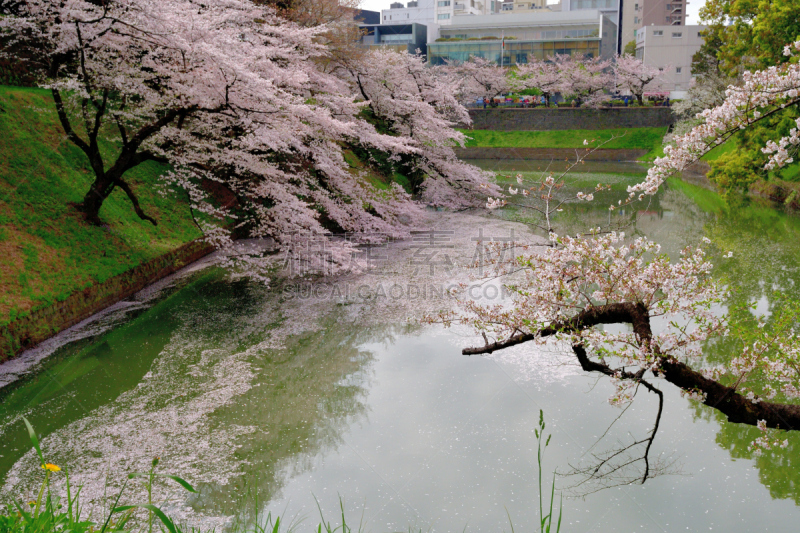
[1, 168, 799, 531]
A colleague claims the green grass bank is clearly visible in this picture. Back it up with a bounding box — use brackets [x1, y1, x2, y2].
[458, 127, 668, 160]
[0, 86, 202, 332]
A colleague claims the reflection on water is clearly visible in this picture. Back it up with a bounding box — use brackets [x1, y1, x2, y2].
[1, 174, 800, 530]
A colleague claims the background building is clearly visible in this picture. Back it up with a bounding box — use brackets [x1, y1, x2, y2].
[500, 0, 553, 13]
[640, 0, 686, 26]
[380, 0, 501, 42]
[560, 0, 620, 52]
[358, 22, 429, 54]
[428, 10, 617, 65]
[618, 0, 641, 50]
[635, 24, 705, 97]
[352, 9, 381, 24]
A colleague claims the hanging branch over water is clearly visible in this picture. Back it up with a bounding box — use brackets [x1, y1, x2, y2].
[435, 39, 800, 457]
[429, 230, 800, 456]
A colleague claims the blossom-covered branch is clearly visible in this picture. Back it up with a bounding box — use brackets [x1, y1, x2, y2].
[630, 40, 800, 200]
[440, 232, 800, 438]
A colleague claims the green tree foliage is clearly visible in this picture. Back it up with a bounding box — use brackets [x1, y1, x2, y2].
[700, 0, 800, 75]
[623, 40, 637, 56]
[691, 27, 726, 77]
[708, 107, 800, 193]
[699, 0, 800, 193]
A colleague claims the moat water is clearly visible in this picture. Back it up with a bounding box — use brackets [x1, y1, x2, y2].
[1, 161, 799, 531]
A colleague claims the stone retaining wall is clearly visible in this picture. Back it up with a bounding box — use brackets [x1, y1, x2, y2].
[467, 107, 675, 131]
[455, 147, 648, 161]
[0, 239, 215, 362]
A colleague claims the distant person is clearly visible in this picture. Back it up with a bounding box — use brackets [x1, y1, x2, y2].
[665, 97, 671, 107]
[541, 95, 546, 106]
[624, 95, 629, 107]
[483, 96, 487, 109]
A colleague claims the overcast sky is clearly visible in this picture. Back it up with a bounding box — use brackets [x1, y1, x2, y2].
[358, 0, 706, 24]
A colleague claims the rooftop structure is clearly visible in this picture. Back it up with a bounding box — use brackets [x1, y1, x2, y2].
[500, 0, 550, 12]
[358, 22, 429, 55]
[560, 0, 620, 52]
[353, 9, 381, 25]
[380, 0, 502, 42]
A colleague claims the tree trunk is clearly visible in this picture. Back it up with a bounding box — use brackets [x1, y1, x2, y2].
[81, 174, 115, 224]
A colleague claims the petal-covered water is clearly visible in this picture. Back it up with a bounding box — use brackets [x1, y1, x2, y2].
[1, 167, 800, 531]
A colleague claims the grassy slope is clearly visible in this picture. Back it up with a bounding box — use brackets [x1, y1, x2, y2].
[458, 127, 668, 158]
[0, 86, 202, 325]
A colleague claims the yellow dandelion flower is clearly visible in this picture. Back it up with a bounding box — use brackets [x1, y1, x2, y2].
[41, 463, 61, 472]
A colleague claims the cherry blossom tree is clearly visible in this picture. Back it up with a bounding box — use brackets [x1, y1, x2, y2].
[554, 54, 613, 107]
[438, 41, 800, 451]
[254, 0, 361, 27]
[515, 58, 561, 107]
[441, 230, 800, 451]
[614, 54, 666, 105]
[0, 0, 491, 279]
[631, 41, 800, 200]
[328, 48, 496, 209]
[444, 56, 513, 105]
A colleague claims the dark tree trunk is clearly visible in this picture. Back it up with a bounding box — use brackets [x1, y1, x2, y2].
[463, 302, 800, 432]
[80, 174, 115, 224]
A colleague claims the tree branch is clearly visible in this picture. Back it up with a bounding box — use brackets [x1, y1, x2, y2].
[464, 303, 800, 431]
[114, 178, 157, 226]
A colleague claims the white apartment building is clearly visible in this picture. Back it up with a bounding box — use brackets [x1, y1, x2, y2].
[635, 25, 706, 98]
[500, 0, 550, 12]
[382, 1, 435, 26]
[618, 0, 641, 49]
[381, 0, 501, 42]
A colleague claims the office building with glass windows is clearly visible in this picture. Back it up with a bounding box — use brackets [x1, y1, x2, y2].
[427, 10, 617, 65]
[560, 0, 620, 51]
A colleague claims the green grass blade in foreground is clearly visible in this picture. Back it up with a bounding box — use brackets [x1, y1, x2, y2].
[22, 417, 44, 465]
[127, 472, 198, 493]
[113, 505, 177, 533]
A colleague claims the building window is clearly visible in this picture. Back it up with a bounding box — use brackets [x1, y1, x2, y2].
[634, 16, 638, 24]
[437, 0, 450, 5]
[672, 32, 682, 38]
[634, 2, 638, 8]
[437, 13, 450, 19]
[676, 66, 682, 73]
[653, 30, 663, 36]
